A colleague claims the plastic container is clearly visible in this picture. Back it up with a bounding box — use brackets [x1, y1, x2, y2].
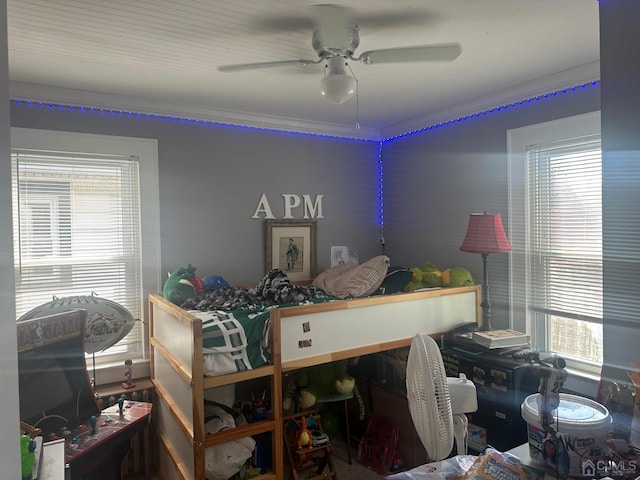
[521, 393, 612, 477]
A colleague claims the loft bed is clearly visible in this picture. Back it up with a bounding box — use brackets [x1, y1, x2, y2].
[149, 284, 481, 480]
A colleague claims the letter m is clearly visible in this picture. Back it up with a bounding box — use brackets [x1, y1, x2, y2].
[302, 195, 324, 219]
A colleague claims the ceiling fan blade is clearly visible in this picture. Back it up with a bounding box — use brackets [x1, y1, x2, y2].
[357, 43, 462, 65]
[311, 4, 356, 51]
[218, 59, 320, 72]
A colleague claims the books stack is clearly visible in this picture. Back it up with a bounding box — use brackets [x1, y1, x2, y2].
[472, 329, 530, 349]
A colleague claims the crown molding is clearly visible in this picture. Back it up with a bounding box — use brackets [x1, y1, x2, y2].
[10, 61, 601, 143]
[9, 82, 381, 142]
[380, 61, 601, 141]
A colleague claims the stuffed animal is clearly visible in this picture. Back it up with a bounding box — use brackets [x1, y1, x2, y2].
[163, 264, 203, 305]
[284, 360, 356, 411]
[204, 275, 230, 291]
[404, 261, 444, 291]
[405, 262, 474, 291]
[442, 266, 474, 287]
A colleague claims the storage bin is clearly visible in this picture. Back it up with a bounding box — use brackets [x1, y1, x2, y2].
[521, 393, 612, 477]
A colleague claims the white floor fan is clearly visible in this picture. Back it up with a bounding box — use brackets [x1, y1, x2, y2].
[406, 333, 478, 462]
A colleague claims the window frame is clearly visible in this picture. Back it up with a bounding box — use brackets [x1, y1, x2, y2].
[11, 128, 161, 372]
[507, 111, 602, 379]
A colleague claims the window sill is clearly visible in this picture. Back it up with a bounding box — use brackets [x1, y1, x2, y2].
[89, 357, 150, 388]
[563, 366, 600, 399]
[94, 377, 154, 406]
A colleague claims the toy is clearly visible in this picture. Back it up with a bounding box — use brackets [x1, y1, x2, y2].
[312, 430, 330, 447]
[297, 415, 312, 449]
[404, 261, 444, 291]
[204, 275, 230, 291]
[122, 358, 135, 389]
[162, 264, 203, 305]
[286, 360, 355, 411]
[441, 266, 474, 287]
[405, 262, 474, 291]
[251, 390, 267, 421]
[285, 415, 323, 450]
[284, 414, 336, 477]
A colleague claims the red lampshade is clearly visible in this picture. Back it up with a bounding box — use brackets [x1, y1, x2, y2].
[459, 213, 512, 254]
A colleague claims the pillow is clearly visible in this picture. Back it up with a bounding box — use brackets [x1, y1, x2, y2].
[312, 255, 390, 299]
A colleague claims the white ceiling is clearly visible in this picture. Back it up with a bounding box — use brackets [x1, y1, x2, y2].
[7, 0, 600, 140]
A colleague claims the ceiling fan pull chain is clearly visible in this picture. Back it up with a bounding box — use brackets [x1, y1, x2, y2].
[347, 62, 360, 129]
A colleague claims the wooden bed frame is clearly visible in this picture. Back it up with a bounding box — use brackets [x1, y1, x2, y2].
[149, 285, 481, 480]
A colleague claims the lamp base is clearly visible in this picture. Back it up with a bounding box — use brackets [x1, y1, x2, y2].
[480, 254, 493, 331]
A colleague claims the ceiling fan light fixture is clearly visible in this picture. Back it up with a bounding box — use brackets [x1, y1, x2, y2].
[320, 57, 356, 104]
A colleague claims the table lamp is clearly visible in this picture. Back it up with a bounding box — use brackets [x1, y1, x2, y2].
[459, 212, 511, 330]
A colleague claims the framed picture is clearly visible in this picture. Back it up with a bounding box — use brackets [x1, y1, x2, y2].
[265, 220, 317, 281]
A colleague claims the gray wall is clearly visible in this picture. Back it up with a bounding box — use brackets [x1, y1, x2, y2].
[10, 85, 601, 306]
[382, 87, 600, 329]
[599, 0, 640, 380]
[3, 1, 640, 468]
[11, 87, 600, 300]
[10, 87, 602, 330]
[10, 106, 383, 285]
[0, 0, 20, 477]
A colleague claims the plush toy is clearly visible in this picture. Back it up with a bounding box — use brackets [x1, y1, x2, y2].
[442, 266, 474, 287]
[284, 360, 356, 411]
[163, 263, 203, 305]
[204, 275, 230, 291]
[404, 261, 444, 291]
[405, 262, 474, 291]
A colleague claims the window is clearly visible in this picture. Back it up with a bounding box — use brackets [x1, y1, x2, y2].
[11, 128, 160, 364]
[508, 112, 602, 376]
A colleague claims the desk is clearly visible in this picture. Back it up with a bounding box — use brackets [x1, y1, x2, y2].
[63, 401, 152, 480]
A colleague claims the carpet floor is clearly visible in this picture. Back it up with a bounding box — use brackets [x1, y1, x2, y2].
[126, 437, 392, 479]
[327, 437, 388, 479]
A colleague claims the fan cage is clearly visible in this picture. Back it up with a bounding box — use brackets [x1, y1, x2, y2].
[406, 333, 454, 462]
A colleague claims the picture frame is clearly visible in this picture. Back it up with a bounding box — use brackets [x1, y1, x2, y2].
[265, 220, 317, 281]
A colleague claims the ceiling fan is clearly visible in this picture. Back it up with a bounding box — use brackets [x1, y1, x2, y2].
[218, 4, 462, 104]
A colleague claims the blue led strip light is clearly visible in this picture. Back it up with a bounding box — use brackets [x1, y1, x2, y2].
[381, 81, 601, 143]
[12, 80, 600, 230]
[11, 99, 374, 144]
[12, 81, 600, 144]
[377, 142, 384, 227]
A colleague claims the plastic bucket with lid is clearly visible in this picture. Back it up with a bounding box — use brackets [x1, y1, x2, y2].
[521, 393, 612, 477]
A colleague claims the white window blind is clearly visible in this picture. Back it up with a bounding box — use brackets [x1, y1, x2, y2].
[526, 135, 603, 366]
[12, 150, 144, 360]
